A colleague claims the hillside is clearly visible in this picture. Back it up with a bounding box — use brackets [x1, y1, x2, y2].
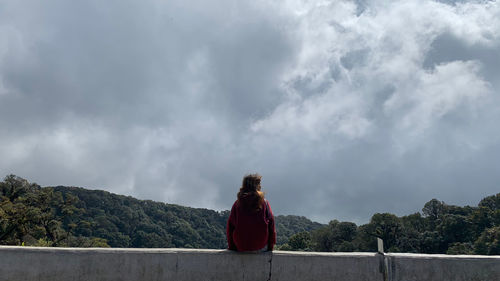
[0, 175, 323, 248]
[1, 175, 498, 255]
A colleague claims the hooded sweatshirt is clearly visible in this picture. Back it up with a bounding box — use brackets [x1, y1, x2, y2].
[226, 195, 276, 251]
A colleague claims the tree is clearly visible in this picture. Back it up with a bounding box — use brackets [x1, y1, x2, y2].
[398, 213, 426, 253]
[311, 225, 334, 251]
[474, 227, 500, 255]
[422, 199, 445, 224]
[420, 231, 445, 254]
[438, 214, 472, 244]
[332, 221, 357, 243]
[470, 207, 494, 238]
[311, 220, 357, 252]
[288, 231, 312, 251]
[478, 194, 500, 211]
[0, 175, 38, 201]
[447, 242, 474, 255]
[364, 213, 402, 252]
[0, 175, 42, 244]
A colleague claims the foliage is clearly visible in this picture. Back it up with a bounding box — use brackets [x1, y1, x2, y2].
[474, 226, 500, 255]
[275, 215, 323, 245]
[0, 175, 320, 249]
[2, 175, 499, 255]
[311, 220, 357, 252]
[287, 231, 312, 251]
[283, 196, 500, 256]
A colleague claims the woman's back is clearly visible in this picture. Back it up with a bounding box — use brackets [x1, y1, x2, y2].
[226, 174, 276, 252]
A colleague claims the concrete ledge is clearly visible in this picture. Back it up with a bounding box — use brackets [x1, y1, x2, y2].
[385, 253, 500, 281]
[0, 246, 499, 281]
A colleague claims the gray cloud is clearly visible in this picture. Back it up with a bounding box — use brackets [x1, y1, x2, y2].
[1, 0, 499, 223]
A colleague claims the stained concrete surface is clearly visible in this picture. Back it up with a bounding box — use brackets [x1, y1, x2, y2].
[0, 246, 499, 281]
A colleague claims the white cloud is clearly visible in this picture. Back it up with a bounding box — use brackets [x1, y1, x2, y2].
[1, 0, 499, 223]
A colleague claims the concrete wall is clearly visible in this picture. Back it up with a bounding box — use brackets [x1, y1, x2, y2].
[0, 246, 499, 281]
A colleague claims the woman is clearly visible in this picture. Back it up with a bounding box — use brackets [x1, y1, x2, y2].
[227, 173, 276, 252]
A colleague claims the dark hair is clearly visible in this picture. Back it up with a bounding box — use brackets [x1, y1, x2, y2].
[237, 173, 265, 212]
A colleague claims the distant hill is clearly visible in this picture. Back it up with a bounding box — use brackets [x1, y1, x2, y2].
[0, 175, 323, 248]
[275, 215, 323, 245]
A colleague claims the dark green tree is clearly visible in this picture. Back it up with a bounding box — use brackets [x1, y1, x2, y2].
[288, 231, 312, 251]
[474, 226, 500, 255]
[363, 213, 402, 252]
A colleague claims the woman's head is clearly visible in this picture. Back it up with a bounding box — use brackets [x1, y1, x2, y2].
[237, 173, 264, 211]
[241, 173, 262, 192]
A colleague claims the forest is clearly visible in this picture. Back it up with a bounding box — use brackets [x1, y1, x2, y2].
[1, 175, 498, 255]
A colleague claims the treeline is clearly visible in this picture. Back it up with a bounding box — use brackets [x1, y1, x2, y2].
[0, 175, 320, 248]
[1, 175, 498, 254]
[280, 195, 500, 255]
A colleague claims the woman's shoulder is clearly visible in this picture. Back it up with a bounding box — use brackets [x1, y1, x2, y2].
[261, 199, 271, 212]
[232, 200, 239, 207]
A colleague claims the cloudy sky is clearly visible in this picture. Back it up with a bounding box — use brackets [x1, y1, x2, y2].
[1, 0, 499, 223]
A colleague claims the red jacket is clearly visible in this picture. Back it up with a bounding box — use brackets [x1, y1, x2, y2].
[227, 198, 276, 251]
